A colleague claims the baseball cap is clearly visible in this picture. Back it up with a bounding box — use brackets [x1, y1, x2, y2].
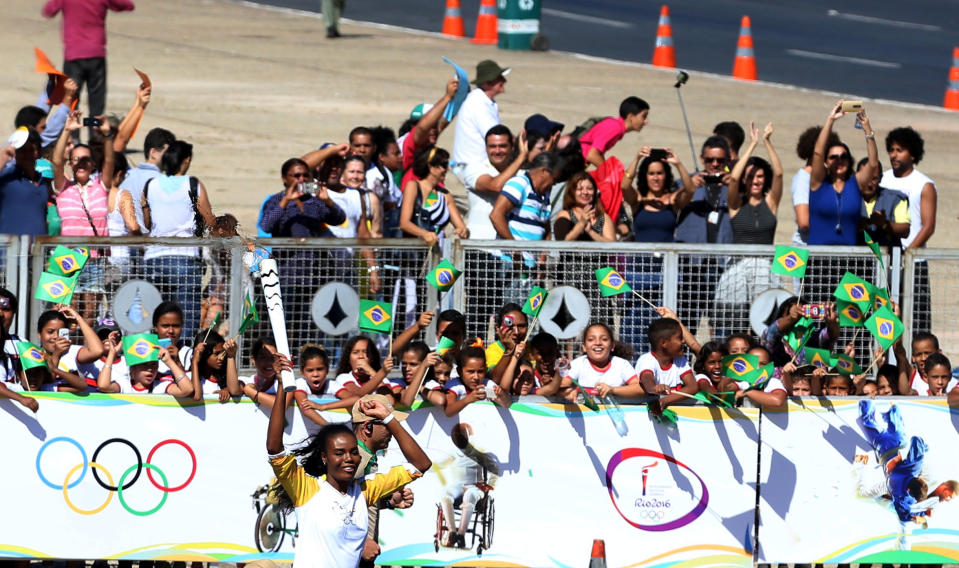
[351, 394, 409, 424]
[7, 127, 29, 150]
[524, 114, 564, 137]
[95, 316, 121, 338]
[410, 103, 434, 120]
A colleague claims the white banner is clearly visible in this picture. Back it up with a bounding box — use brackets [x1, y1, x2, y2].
[758, 399, 959, 564]
[1, 394, 758, 567]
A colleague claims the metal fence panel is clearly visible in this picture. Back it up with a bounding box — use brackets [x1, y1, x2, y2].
[903, 249, 959, 365]
[454, 240, 894, 369]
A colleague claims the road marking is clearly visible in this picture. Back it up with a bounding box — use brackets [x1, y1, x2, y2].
[786, 49, 901, 69]
[542, 8, 633, 28]
[826, 10, 941, 32]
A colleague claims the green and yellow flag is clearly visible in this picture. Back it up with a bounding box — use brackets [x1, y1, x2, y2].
[436, 336, 456, 355]
[833, 272, 872, 311]
[770, 245, 809, 277]
[786, 319, 814, 352]
[868, 283, 890, 312]
[359, 299, 394, 334]
[864, 304, 903, 351]
[594, 267, 632, 297]
[522, 286, 549, 318]
[804, 347, 831, 369]
[35, 271, 78, 304]
[722, 353, 760, 380]
[745, 363, 776, 388]
[426, 259, 462, 292]
[47, 245, 88, 276]
[863, 230, 885, 269]
[238, 290, 259, 334]
[831, 353, 864, 376]
[122, 333, 160, 365]
[15, 341, 47, 371]
[837, 300, 866, 327]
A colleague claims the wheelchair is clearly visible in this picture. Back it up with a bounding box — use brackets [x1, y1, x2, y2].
[434, 481, 495, 555]
[251, 483, 298, 553]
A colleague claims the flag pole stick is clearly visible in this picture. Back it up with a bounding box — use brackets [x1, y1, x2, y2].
[861, 349, 885, 378]
[631, 289, 659, 310]
[524, 315, 538, 342]
[797, 276, 805, 300]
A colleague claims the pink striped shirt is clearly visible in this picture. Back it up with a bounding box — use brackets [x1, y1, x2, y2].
[57, 177, 109, 256]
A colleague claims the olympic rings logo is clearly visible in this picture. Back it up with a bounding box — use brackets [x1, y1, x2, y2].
[35, 437, 197, 516]
[636, 510, 666, 520]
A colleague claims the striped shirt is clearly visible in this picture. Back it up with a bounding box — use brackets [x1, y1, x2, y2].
[500, 172, 550, 241]
[57, 176, 109, 257]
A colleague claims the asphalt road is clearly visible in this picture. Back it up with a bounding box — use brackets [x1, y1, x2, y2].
[250, 0, 959, 106]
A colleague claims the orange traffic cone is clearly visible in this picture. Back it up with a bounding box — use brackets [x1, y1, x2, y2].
[944, 47, 959, 110]
[732, 15, 757, 81]
[442, 0, 465, 38]
[471, 0, 498, 44]
[588, 539, 606, 568]
[652, 5, 676, 68]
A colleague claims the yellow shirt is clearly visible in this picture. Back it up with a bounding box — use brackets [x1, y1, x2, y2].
[270, 453, 420, 568]
[864, 198, 910, 224]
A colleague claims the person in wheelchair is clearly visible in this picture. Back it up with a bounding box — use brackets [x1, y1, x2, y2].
[438, 423, 499, 549]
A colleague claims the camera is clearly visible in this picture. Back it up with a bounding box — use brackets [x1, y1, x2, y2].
[703, 173, 724, 185]
[82, 117, 102, 127]
[649, 148, 668, 161]
[297, 181, 319, 194]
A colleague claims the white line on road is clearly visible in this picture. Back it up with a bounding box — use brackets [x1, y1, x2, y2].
[542, 8, 633, 28]
[826, 10, 941, 32]
[786, 49, 902, 69]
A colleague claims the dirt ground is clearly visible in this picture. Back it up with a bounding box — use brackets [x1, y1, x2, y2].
[3, 0, 958, 246]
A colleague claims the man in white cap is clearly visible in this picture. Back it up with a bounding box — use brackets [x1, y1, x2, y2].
[452, 60, 510, 188]
[351, 394, 415, 566]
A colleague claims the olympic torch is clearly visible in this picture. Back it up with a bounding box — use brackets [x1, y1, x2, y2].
[245, 252, 296, 392]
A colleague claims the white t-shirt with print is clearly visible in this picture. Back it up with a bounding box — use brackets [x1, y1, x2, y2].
[564, 355, 638, 389]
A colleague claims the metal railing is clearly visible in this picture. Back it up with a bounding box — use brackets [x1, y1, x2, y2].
[18, 235, 957, 373]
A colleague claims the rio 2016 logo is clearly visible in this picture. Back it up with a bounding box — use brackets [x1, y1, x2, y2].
[606, 448, 708, 531]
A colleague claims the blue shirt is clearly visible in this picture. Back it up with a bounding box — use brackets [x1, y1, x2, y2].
[0, 166, 49, 235]
[259, 191, 347, 237]
[674, 182, 733, 243]
[808, 177, 861, 245]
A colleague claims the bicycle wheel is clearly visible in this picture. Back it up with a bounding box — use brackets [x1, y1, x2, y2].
[255, 504, 286, 552]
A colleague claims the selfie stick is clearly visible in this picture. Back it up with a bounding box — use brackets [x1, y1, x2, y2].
[674, 71, 698, 166]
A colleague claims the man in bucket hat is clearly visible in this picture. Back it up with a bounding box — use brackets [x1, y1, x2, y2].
[351, 394, 415, 566]
[452, 60, 511, 188]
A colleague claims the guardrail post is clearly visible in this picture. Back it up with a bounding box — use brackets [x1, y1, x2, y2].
[16, 236, 30, 339]
[228, 242, 244, 340]
[662, 249, 679, 310]
[901, 248, 914, 349]
[27, 237, 44, 342]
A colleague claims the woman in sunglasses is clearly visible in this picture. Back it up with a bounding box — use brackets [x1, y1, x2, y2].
[51, 110, 115, 322]
[808, 99, 879, 245]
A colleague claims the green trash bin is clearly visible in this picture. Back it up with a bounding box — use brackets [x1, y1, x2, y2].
[497, 0, 547, 51]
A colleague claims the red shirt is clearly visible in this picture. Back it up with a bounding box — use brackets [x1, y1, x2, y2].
[43, 0, 135, 61]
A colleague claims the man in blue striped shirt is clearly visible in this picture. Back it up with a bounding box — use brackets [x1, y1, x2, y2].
[490, 151, 562, 245]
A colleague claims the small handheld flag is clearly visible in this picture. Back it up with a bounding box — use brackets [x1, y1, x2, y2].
[595, 267, 632, 297]
[426, 259, 462, 292]
[359, 300, 394, 334]
[522, 286, 549, 318]
[436, 336, 456, 355]
[722, 353, 760, 380]
[15, 341, 47, 371]
[770, 245, 809, 278]
[744, 363, 775, 389]
[863, 230, 885, 269]
[831, 353, 864, 376]
[804, 347, 831, 369]
[238, 291, 259, 335]
[122, 333, 160, 365]
[833, 272, 872, 311]
[864, 304, 903, 351]
[35, 272, 78, 304]
[47, 245, 88, 276]
[837, 300, 866, 327]
[867, 283, 890, 312]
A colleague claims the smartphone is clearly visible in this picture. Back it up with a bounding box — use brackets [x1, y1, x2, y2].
[158, 338, 172, 348]
[297, 181, 318, 194]
[801, 303, 827, 320]
[649, 148, 668, 161]
[841, 100, 863, 113]
[82, 117, 102, 127]
[58, 328, 71, 338]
